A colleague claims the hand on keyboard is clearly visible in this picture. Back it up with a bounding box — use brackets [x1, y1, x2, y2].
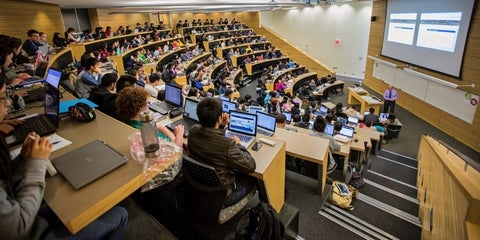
[231, 135, 241, 145]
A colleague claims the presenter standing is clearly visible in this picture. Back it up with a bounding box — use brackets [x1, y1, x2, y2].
[383, 85, 397, 113]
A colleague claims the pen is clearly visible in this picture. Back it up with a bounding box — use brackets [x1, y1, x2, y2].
[51, 141, 61, 145]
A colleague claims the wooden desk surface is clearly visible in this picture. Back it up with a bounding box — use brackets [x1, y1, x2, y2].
[272, 128, 329, 194]
[354, 127, 381, 141]
[348, 88, 383, 114]
[42, 94, 179, 234]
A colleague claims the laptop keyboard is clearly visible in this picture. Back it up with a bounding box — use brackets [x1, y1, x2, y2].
[23, 87, 45, 103]
[225, 132, 254, 143]
[13, 116, 55, 143]
[257, 128, 272, 136]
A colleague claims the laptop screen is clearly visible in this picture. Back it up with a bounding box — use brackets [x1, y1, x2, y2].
[165, 84, 182, 107]
[228, 110, 257, 136]
[380, 113, 389, 119]
[256, 112, 276, 132]
[338, 117, 347, 126]
[248, 106, 263, 114]
[339, 125, 355, 138]
[283, 112, 292, 123]
[222, 99, 236, 113]
[44, 83, 60, 128]
[325, 123, 334, 136]
[320, 105, 328, 115]
[219, 95, 230, 102]
[183, 98, 199, 122]
[45, 68, 62, 89]
[347, 116, 359, 125]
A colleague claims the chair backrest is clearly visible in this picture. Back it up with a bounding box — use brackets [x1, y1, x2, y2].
[182, 155, 225, 191]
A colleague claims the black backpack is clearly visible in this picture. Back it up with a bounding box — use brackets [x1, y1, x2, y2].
[235, 202, 285, 240]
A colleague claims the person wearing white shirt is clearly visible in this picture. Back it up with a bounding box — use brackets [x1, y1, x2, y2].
[144, 73, 164, 97]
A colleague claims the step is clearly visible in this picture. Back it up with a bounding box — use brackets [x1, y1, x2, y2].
[377, 150, 418, 168]
[364, 170, 418, 198]
[369, 155, 418, 186]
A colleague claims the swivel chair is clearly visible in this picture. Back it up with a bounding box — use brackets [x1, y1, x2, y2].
[182, 155, 256, 225]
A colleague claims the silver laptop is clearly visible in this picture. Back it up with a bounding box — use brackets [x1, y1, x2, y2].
[324, 123, 335, 136]
[52, 140, 128, 189]
[283, 112, 292, 124]
[221, 99, 236, 112]
[256, 112, 276, 137]
[248, 105, 263, 114]
[225, 110, 257, 148]
[347, 116, 359, 126]
[149, 84, 182, 115]
[339, 125, 355, 138]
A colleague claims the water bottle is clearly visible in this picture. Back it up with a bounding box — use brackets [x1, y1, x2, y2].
[308, 119, 314, 133]
[140, 111, 160, 158]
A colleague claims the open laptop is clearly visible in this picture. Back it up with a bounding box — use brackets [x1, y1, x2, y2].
[6, 77, 61, 146]
[379, 113, 389, 121]
[17, 56, 56, 86]
[248, 105, 263, 114]
[283, 112, 292, 124]
[166, 97, 200, 138]
[256, 112, 276, 137]
[52, 140, 128, 189]
[149, 84, 182, 115]
[339, 125, 355, 138]
[347, 116, 359, 126]
[338, 117, 347, 126]
[225, 110, 257, 148]
[318, 105, 328, 116]
[324, 123, 334, 136]
[221, 99, 236, 112]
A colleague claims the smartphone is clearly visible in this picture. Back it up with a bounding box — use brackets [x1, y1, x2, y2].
[252, 142, 262, 151]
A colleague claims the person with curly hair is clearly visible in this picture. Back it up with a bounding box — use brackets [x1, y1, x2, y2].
[115, 87, 184, 147]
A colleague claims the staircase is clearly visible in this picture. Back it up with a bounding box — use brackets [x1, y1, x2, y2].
[319, 149, 422, 239]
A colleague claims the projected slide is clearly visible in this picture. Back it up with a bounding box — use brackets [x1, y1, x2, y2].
[416, 12, 462, 52]
[387, 13, 417, 45]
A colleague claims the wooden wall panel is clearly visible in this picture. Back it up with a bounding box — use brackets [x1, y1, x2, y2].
[169, 12, 260, 30]
[0, 1, 63, 46]
[90, 9, 151, 34]
[365, 1, 480, 152]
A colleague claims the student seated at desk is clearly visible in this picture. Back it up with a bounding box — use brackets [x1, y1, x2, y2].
[310, 116, 340, 173]
[75, 57, 103, 99]
[88, 73, 117, 107]
[188, 98, 256, 206]
[0, 76, 128, 240]
[115, 87, 184, 147]
[363, 107, 380, 124]
[101, 75, 137, 119]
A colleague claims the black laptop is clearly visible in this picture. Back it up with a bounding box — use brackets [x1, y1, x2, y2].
[166, 98, 200, 138]
[6, 73, 61, 146]
[149, 84, 182, 115]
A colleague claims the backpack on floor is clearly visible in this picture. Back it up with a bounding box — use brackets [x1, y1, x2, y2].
[328, 181, 358, 211]
[235, 202, 285, 240]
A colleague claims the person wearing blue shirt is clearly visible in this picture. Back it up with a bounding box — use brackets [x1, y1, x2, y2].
[75, 57, 103, 98]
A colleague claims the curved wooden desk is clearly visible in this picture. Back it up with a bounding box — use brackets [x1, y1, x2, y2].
[245, 56, 289, 76]
[203, 35, 261, 52]
[347, 87, 383, 114]
[231, 50, 268, 67]
[216, 41, 271, 59]
[68, 31, 155, 61]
